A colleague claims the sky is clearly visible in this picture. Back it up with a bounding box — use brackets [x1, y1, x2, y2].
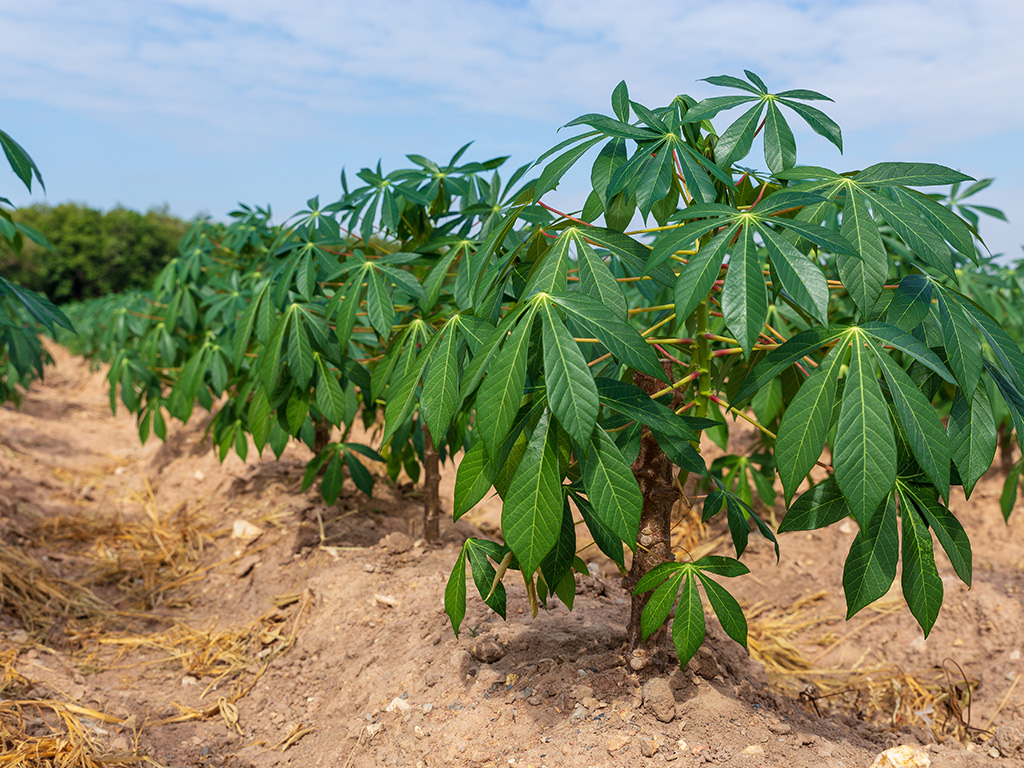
[2, 0, 1022, 260]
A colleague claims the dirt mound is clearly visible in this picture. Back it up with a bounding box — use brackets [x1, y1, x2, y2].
[0, 345, 1020, 767]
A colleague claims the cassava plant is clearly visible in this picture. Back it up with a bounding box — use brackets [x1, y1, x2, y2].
[427, 72, 1024, 670]
[0, 129, 73, 405]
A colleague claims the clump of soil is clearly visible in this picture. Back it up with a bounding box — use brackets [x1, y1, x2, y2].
[1, 345, 1021, 767]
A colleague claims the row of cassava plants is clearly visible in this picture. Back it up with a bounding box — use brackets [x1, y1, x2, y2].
[0, 130, 73, 404]
[61, 72, 1024, 671]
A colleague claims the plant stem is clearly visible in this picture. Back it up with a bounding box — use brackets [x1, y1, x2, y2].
[624, 366, 681, 669]
[422, 427, 441, 543]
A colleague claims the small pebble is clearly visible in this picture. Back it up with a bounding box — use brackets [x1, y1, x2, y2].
[607, 734, 630, 754]
[363, 563, 375, 573]
[470, 638, 506, 664]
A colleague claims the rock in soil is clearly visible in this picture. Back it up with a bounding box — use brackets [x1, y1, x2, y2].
[469, 638, 506, 664]
[992, 723, 1024, 758]
[642, 677, 676, 723]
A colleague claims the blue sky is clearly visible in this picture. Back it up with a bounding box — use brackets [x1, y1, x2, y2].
[2, 0, 1022, 259]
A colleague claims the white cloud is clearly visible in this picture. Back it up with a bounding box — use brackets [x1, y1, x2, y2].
[2, 0, 1021, 149]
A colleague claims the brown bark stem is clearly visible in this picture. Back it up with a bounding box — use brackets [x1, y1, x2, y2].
[623, 367, 681, 669]
[422, 427, 441, 544]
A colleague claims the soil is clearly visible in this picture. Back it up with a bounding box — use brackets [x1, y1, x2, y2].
[1, 344, 1023, 768]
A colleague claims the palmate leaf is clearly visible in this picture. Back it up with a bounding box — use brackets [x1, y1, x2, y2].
[420, 317, 461, 441]
[764, 101, 797, 175]
[863, 189, 955, 278]
[673, 228, 731, 321]
[937, 291, 982, 396]
[898, 490, 944, 636]
[314, 357, 346, 425]
[475, 308, 535, 459]
[502, 410, 563, 577]
[947, 385, 996, 499]
[900, 484, 971, 586]
[838, 191, 888, 317]
[778, 477, 851, 533]
[871, 347, 950, 498]
[541, 300, 600, 445]
[833, 333, 896, 527]
[573, 232, 627, 318]
[550, 292, 664, 380]
[641, 570, 686, 640]
[672, 574, 706, 668]
[775, 341, 846, 503]
[734, 326, 848, 404]
[445, 544, 469, 636]
[696, 572, 747, 646]
[758, 222, 828, 323]
[579, 426, 643, 546]
[842, 493, 899, 618]
[454, 440, 496, 520]
[721, 225, 767, 358]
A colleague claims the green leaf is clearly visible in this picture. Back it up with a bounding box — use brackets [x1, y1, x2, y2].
[885, 274, 932, 333]
[697, 573, 747, 646]
[611, 81, 630, 122]
[870, 347, 950, 498]
[937, 292, 982, 396]
[579, 426, 643, 546]
[777, 98, 842, 152]
[595, 378, 696, 441]
[764, 101, 797, 174]
[321, 453, 344, 505]
[672, 574, 706, 669]
[287, 318, 314, 389]
[445, 545, 468, 636]
[863, 190, 954, 278]
[833, 334, 896, 527]
[454, 440, 497, 520]
[682, 94, 759, 122]
[573, 493, 626, 568]
[315, 358, 346, 425]
[855, 162, 972, 187]
[525, 228, 573, 296]
[859, 322, 953, 383]
[947, 386, 996, 499]
[467, 539, 508, 618]
[899, 492, 943, 636]
[902, 484, 971, 586]
[778, 477, 851, 533]
[721, 225, 767, 358]
[475, 309, 534, 459]
[366, 267, 395, 338]
[838, 192, 888, 317]
[573, 232, 627, 318]
[641, 570, 686, 640]
[564, 113, 660, 141]
[549, 292, 664, 380]
[535, 135, 604, 199]
[734, 326, 849, 404]
[673, 228, 731, 321]
[0, 129, 44, 191]
[713, 102, 763, 168]
[502, 410, 563, 576]
[541, 301, 600, 445]
[540, 500, 577, 604]
[692, 555, 750, 577]
[1000, 463, 1021, 522]
[758, 223, 829, 323]
[420, 318, 461, 441]
[842, 493, 899, 617]
[776, 341, 845, 503]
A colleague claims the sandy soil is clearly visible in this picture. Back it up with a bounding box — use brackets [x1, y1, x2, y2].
[1, 345, 1023, 767]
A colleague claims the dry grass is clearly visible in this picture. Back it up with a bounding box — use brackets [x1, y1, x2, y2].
[28, 482, 230, 610]
[745, 591, 984, 740]
[0, 699, 156, 768]
[0, 544, 111, 636]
